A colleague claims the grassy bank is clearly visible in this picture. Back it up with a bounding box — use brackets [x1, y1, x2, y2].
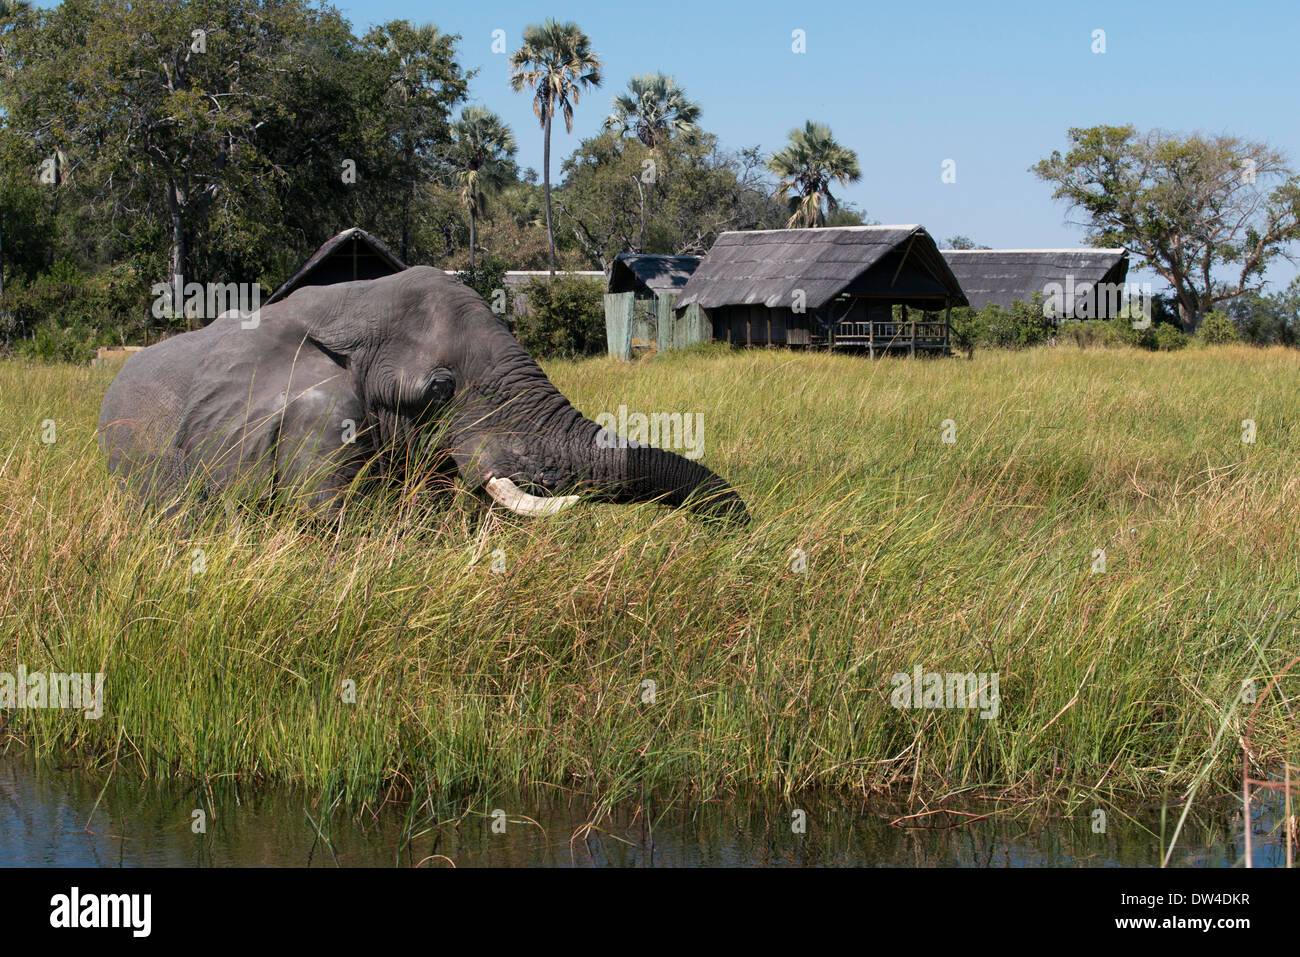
[1, 345, 1297, 812]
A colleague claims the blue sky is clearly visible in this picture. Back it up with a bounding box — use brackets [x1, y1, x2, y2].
[349, 1, 1293, 289]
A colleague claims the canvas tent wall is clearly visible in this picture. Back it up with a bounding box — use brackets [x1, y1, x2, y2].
[267, 228, 406, 304]
[674, 225, 967, 355]
[940, 249, 1130, 319]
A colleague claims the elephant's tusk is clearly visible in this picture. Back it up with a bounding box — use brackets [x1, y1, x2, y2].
[484, 477, 580, 517]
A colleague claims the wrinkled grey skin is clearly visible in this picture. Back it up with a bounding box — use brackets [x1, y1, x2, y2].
[97, 267, 747, 522]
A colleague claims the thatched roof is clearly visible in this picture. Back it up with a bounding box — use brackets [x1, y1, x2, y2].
[608, 254, 702, 296]
[267, 228, 406, 304]
[941, 249, 1129, 314]
[675, 226, 966, 311]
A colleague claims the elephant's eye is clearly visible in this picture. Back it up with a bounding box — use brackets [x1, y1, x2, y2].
[393, 368, 454, 417]
[427, 371, 455, 404]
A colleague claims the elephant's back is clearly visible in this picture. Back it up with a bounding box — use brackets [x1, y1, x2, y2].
[97, 318, 240, 473]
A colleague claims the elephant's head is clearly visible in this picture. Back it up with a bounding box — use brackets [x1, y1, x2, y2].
[293, 266, 748, 523]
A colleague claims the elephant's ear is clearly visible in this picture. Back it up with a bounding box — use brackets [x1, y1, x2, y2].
[305, 334, 350, 372]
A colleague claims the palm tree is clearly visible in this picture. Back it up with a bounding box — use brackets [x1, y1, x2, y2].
[449, 106, 517, 270]
[508, 19, 602, 276]
[604, 72, 701, 151]
[766, 121, 862, 229]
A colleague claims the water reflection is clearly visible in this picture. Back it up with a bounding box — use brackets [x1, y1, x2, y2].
[0, 760, 1289, 867]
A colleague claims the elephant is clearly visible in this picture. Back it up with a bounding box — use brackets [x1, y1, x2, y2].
[96, 266, 748, 524]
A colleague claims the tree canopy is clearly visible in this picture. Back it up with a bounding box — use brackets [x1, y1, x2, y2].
[767, 121, 862, 229]
[604, 73, 702, 150]
[1033, 126, 1300, 331]
[558, 132, 784, 269]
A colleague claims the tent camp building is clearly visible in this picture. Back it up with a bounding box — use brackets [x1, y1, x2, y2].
[266, 227, 407, 305]
[673, 225, 968, 356]
[940, 248, 1131, 320]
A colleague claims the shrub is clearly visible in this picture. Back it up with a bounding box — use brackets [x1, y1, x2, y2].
[1194, 311, 1240, 345]
[1, 258, 161, 360]
[1058, 319, 1126, 349]
[1055, 316, 1193, 352]
[948, 296, 1053, 351]
[1223, 285, 1299, 346]
[512, 275, 606, 358]
[1153, 323, 1189, 351]
[18, 319, 105, 364]
[456, 254, 511, 316]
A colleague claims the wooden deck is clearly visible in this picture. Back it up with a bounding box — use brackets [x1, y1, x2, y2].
[812, 319, 950, 357]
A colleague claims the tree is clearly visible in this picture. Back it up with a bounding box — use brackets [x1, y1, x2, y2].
[11, 1, 277, 322]
[557, 132, 784, 270]
[1223, 276, 1300, 346]
[362, 21, 468, 263]
[825, 202, 870, 227]
[2, 2, 470, 311]
[3, 1, 346, 320]
[766, 121, 861, 229]
[602, 73, 703, 248]
[449, 106, 517, 270]
[0, 126, 55, 298]
[604, 72, 701, 150]
[458, 175, 560, 271]
[0, 0, 33, 298]
[945, 235, 990, 250]
[1032, 126, 1300, 332]
[508, 19, 602, 276]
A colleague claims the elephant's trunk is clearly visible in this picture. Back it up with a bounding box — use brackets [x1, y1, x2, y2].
[521, 415, 749, 524]
[455, 339, 748, 524]
[581, 429, 748, 522]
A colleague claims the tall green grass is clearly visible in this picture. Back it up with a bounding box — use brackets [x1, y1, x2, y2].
[1, 345, 1297, 812]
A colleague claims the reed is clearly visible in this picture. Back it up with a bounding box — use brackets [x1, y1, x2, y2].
[1, 344, 1297, 812]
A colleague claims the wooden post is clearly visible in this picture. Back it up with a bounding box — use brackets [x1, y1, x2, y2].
[869, 307, 875, 359]
[944, 300, 952, 355]
[905, 304, 914, 357]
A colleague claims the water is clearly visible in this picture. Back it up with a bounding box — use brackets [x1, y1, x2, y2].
[0, 759, 1292, 867]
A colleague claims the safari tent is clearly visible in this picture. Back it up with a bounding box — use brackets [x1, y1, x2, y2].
[266, 228, 407, 304]
[940, 249, 1130, 319]
[602, 254, 705, 359]
[674, 225, 968, 356]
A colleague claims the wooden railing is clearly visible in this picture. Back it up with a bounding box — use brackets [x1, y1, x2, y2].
[812, 320, 949, 349]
